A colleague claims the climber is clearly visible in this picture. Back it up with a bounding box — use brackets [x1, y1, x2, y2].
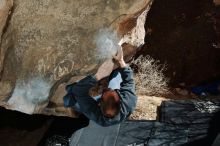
[63, 46, 137, 126]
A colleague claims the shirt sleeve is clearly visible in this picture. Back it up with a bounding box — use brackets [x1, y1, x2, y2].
[65, 75, 99, 112]
[65, 75, 124, 127]
[119, 67, 135, 92]
[117, 66, 137, 114]
[66, 75, 97, 97]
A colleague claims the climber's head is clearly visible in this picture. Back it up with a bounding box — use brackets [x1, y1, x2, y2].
[100, 88, 120, 118]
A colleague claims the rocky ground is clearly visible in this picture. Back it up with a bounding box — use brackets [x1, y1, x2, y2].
[131, 87, 220, 120]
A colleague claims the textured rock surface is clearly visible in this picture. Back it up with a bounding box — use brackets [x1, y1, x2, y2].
[214, 0, 220, 5]
[0, 0, 12, 39]
[0, 0, 13, 80]
[0, 0, 152, 116]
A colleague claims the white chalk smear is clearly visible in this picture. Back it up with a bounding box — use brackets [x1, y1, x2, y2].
[194, 101, 220, 113]
[94, 28, 120, 59]
[12, 77, 51, 105]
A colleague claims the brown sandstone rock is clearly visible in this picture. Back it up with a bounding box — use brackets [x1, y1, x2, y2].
[0, 0, 13, 79]
[0, 0, 152, 116]
[214, 0, 220, 5]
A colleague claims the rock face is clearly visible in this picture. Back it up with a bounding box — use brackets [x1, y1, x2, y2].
[214, 0, 220, 5]
[138, 0, 220, 86]
[0, 0, 152, 116]
[0, 0, 13, 81]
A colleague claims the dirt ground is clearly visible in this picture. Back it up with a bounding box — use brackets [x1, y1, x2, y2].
[130, 95, 168, 120]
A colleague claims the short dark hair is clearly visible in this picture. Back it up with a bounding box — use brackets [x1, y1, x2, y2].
[100, 89, 120, 118]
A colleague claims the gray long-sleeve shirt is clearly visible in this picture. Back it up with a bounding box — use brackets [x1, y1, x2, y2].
[65, 66, 137, 126]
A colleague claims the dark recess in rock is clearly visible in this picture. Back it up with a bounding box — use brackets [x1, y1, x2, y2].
[137, 0, 220, 86]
